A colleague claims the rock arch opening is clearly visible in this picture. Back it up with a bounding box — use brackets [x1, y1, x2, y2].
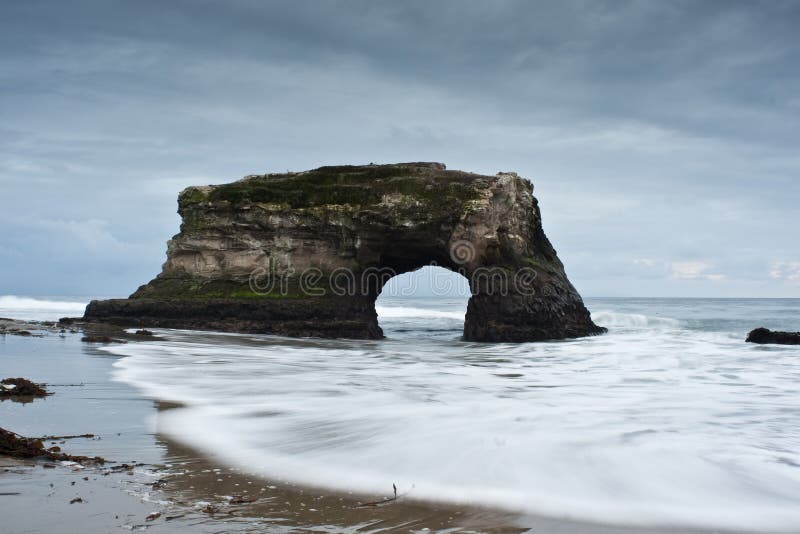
[376, 266, 471, 339]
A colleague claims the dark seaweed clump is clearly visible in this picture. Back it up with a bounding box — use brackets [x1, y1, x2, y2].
[0, 377, 50, 398]
[0, 427, 104, 464]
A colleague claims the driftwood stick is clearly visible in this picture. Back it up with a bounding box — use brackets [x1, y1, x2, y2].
[37, 434, 95, 440]
[356, 483, 404, 508]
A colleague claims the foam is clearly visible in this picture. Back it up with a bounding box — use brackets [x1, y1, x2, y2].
[590, 310, 683, 329]
[376, 305, 465, 320]
[106, 312, 800, 532]
[0, 295, 88, 321]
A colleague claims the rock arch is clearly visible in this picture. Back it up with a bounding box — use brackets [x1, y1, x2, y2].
[85, 163, 605, 342]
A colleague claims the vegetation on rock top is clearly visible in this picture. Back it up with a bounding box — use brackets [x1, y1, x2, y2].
[178, 163, 483, 210]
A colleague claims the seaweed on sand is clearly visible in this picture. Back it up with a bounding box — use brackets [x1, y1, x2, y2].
[0, 427, 104, 464]
[0, 377, 50, 398]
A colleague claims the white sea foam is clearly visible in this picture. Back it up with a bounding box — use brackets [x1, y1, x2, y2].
[590, 310, 683, 329]
[107, 299, 800, 531]
[0, 295, 88, 321]
[376, 304, 465, 320]
[378, 305, 684, 330]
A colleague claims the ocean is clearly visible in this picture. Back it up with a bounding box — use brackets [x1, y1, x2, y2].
[2, 296, 799, 531]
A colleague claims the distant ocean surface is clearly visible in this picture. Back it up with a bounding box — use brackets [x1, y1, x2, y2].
[3, 295, 800, 531]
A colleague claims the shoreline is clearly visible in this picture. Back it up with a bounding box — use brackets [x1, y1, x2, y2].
[0, 318, 770, 533]
[2, 321, 533, 533]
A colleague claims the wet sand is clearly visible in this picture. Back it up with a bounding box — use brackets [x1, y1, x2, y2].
[1, 324, 761, 533]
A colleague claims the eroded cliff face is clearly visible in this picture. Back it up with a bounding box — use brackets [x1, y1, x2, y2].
[85, 162, 605, 341]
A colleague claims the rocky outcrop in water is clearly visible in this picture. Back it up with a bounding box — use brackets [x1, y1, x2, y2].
[746, 328, 800, 345]
[85, 162, 604, 341]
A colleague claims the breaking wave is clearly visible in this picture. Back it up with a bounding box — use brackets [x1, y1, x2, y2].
[590, 310, 683, 329]
[0, 295, 88, 321]
[376, 305, 465, 320]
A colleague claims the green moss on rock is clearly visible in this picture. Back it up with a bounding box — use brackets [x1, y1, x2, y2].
[202, 164, 481, 210]
[179, 187, 208, 206]
[132, 278, 312, 300]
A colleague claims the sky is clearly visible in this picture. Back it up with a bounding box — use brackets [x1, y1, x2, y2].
[1, 0, 798, 298]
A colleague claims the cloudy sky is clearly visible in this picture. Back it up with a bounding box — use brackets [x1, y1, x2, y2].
[1, 0, 798, 298]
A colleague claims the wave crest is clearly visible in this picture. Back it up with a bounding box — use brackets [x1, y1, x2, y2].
[591, 310, 682, 329]
[0, 295, 88, 321]
[376, 305, 465, 320]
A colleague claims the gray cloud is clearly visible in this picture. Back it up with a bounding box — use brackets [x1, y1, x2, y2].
[1, 0, 798, 297]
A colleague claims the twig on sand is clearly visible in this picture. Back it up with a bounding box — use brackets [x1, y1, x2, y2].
[36, 433, 95, 441]
[356, 483, 404, 508]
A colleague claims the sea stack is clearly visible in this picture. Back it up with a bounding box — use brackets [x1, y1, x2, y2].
[84, 162, 605, 342]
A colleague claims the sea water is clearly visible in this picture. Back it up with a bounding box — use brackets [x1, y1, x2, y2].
[0, 295, 87, 321]
[3, 296, 800, 531]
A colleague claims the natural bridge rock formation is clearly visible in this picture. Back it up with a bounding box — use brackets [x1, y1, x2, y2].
[85, 162, 605, 342]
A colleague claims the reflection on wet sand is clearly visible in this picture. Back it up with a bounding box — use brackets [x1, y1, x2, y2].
[154, 398, 528, 533]
[153, 399, 753, 534]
